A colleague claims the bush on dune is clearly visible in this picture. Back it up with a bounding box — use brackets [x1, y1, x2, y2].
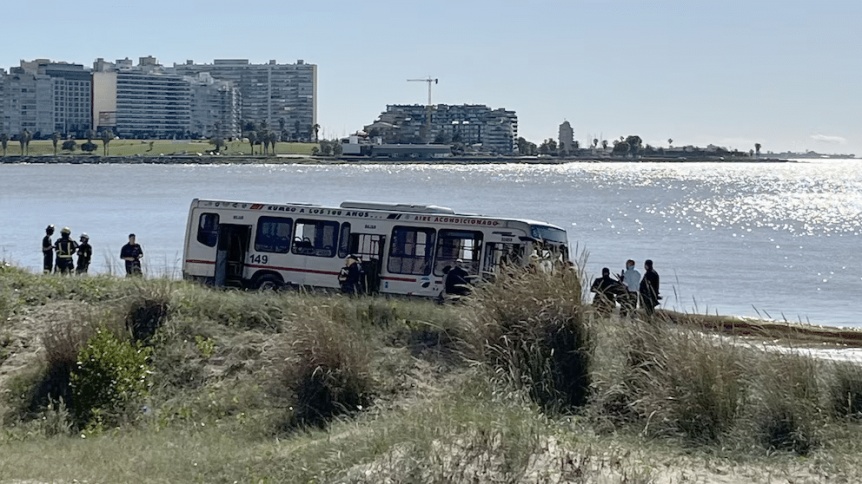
[591, 319, 748, 443]
[278, 307, 374, 429]
[464, 271, 590, 413]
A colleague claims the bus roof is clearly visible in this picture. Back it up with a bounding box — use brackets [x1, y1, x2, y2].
[190, 198, 565, 231]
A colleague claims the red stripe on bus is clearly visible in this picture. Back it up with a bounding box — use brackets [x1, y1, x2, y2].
[381, 276, 417, 282]
[187, 259, 418, 281]
[246, 264, 341, 276]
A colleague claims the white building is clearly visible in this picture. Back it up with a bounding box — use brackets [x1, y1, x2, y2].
[188, 73, 242, 139]
[1, 60, 92, 137]
[93, 57, 192, 138]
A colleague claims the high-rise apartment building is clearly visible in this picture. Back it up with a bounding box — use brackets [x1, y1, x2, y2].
[189, 73, 242, 139]
[0, 60, 92, 137]
[364, 104, 518, 154]
[93, 57, 192, 138]
[0, 68, 53, 136]
[558, 120, 574, 152]
[173, 59, 317, 139]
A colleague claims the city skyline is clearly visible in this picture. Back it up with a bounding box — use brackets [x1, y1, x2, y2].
[1, 0, 859, 153]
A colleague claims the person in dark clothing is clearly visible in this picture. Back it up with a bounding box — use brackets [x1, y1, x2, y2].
[338, 255, 364, 295]
[120, 233, 144, 277]
[76, 233, 92, 274]
[42, 225, 55, 274]
[53, 227, 78, 275]
[445, 259, 471, 296]
[591, 267, 625, 316]
[639, 259, 661, 317]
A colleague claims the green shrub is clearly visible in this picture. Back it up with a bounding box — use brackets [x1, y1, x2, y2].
[466, 271, 590, 413]
[20, 317, 102, 416]
[281, 310, 374, 429]
[71, 328, 152, 427]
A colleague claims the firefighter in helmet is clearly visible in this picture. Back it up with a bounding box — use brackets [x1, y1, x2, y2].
[76, 233, 92, 274]
[53, 227, 78, 274]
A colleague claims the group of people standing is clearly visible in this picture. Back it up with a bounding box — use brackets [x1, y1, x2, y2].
[590, 259, 661, 317]
[41, 225, 91, 275]
[41, 226, 144, 277]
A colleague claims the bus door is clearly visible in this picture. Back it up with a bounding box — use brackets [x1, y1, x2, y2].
[345, 229, 386, 294]
[214, 224, 251, 288]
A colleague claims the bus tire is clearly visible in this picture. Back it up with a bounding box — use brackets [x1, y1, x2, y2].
[252, 273, 283, 291]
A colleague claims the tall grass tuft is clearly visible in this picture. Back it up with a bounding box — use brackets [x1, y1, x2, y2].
[280, 308, 374, 429]
[32, 315, 100, 414]
[591, 319, 747, 443]
[465, 271, 590, 413]
[828, 360, 862, 419]
[746, 351, 824, 455]
[124, 279, 173, 342]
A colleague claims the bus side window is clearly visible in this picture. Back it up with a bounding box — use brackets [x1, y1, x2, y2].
[434, 229, 483, 276]
[292, 219, 339, 257]
[388, 226, 435, 276]
[254, 216, 292, 253]
[484, 243, 524, 274]
[338, 223, 351, 258]
[197, 213, 219, 247]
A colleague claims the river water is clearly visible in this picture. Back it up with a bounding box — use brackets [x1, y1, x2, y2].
[1, 160, 860, 327]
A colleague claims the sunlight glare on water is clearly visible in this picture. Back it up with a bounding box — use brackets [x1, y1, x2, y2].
[1, 159, 859, 327]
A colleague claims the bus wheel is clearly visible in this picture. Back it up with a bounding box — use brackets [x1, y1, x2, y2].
[253, 274, 282, 291]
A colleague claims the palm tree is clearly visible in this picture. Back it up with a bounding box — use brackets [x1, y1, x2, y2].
[100, 129, 113, 156]
[601, 139, 608, 150]
[268, 132, 278, 155]
[754, 143, 762, 157]
[52, 132, 61, 156]
[19, 129, 31, 156]
[257, 128, 270, 156]
[668, 138, 673, 148]
[312, 124, 320, 143]
[0, 133, 8, 156]
[245, 131, 257, 155]
[592, 138, 598, 149]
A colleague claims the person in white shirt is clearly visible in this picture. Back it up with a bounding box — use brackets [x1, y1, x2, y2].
[620, 259, 641, 317]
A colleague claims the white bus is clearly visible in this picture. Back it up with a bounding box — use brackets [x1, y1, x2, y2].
[182, 199, 570, 296]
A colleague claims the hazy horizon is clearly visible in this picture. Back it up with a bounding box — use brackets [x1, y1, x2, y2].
[1, 0, 858, 154]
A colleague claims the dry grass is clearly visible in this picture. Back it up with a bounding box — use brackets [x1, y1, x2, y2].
[2, 264, 862, 481]
[464, 271, 591, 413]
[278, 306, 375, 429]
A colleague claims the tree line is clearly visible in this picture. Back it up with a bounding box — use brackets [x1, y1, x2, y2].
[0, 128, 115, 156]
[516, 134, 764, 158]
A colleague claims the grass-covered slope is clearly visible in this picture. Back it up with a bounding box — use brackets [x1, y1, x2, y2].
[1, 262, 862, 483]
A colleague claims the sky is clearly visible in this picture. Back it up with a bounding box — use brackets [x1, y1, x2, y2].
[1, 0, 860, 154]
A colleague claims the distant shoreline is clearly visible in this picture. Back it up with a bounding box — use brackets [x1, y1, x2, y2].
[0, 155, 800, 165]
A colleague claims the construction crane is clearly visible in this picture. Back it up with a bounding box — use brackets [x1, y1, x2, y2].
[407, 77, 439, 106]
[407, 77, 438, 143]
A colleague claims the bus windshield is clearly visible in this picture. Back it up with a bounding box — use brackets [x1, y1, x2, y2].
[530, 225, 568, 244]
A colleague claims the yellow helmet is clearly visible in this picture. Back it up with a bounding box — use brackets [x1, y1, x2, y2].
[61, 227, 71, 235]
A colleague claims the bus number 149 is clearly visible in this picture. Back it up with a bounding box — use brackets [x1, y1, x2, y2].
[249, 254, 269, 264]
